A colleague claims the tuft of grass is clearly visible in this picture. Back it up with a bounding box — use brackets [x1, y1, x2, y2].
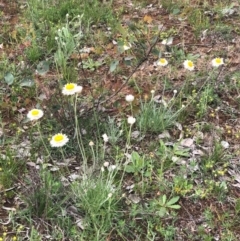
[137, 95, 181, 135]
[71, 176, 122, 240]
[0, 149, 25, 198]
[25, 41, 44, 63]
[187, 8, 210, 37]
[21, 170, 67, 219]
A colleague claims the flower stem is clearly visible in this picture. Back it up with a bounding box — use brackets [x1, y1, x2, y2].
[36, 122, 53, 162]
[90, 145, 96, 169]
[73, 95, 87, 173]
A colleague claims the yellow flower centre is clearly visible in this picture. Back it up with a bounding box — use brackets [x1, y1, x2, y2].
[215, 58, 221, 64]
[65, 83, 75, 90]
[188, 61, 193, 67]
[54, 134, 64, 142]
[31, 110, 40, 116]
[159, 58, 166, 64]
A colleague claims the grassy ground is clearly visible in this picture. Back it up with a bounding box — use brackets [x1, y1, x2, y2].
[0, 0, 240, 240]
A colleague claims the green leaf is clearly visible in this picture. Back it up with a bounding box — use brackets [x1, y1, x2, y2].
[135, 160, 144, 170]
[157, 207, 167, 217]
[174, 149, 190, 157]
[168, 204, 181, 209]
[162, 194, 167, 205]
[124, 56, 134, 66]
[125, 165, 135, 173]
[144, 171, 151, 177]
[152, 48, 161, 57]
[19, 79, 35, 87]
[109, 60, 119, 72]
[4, 73, 14, 85]
[167, 196, 180, 206]
[235, 199, 240, 214]
[117, 40, 124, 47]
[172, 8, 180, 15]
[37, 61, 50, 75]
[131, 151, 140, 162]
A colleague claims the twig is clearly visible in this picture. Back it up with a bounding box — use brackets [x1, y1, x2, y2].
[98, 34, 161, 107]
[0, 186, 17, 194]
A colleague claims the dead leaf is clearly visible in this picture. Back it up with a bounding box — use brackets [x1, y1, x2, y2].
[192, 150, 204, 156]
[175, 122, 183, 131]
[69, 173, 81, 181]
[128, 194, 141, 204]
[153, 94, 162, 103]
[131, 130, 140, 139]
[50, 167, 60, 172]
[26, 162, 36, 167]
[158, 130, 171, 139]
[70, 53, 89, 60]
[232, 183, 240, 188]
[180, 138, 194, 147]
[106, 43, 114, 50]
[2, 206, 16, 212]
[143, 15, 153, 24]
[34, 74, 51, 100]
[76, 218, 85, 230]
[11, 30, 17, 40]
[193, 131, 204, 141]
[221, 141, 229, 149]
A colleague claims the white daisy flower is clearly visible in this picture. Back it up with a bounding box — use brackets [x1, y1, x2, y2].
[62, 83, 82, 95]
[156, 58, 168, 67]
[183, 60, 194, 71]
[127, 116, 136, 125]
[27, 109, 44, 121]
[125, 94, 134, 102]
[102, 133, 109, 142]
[50, 133, 69, 147]
[211, 58, 224, 67]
